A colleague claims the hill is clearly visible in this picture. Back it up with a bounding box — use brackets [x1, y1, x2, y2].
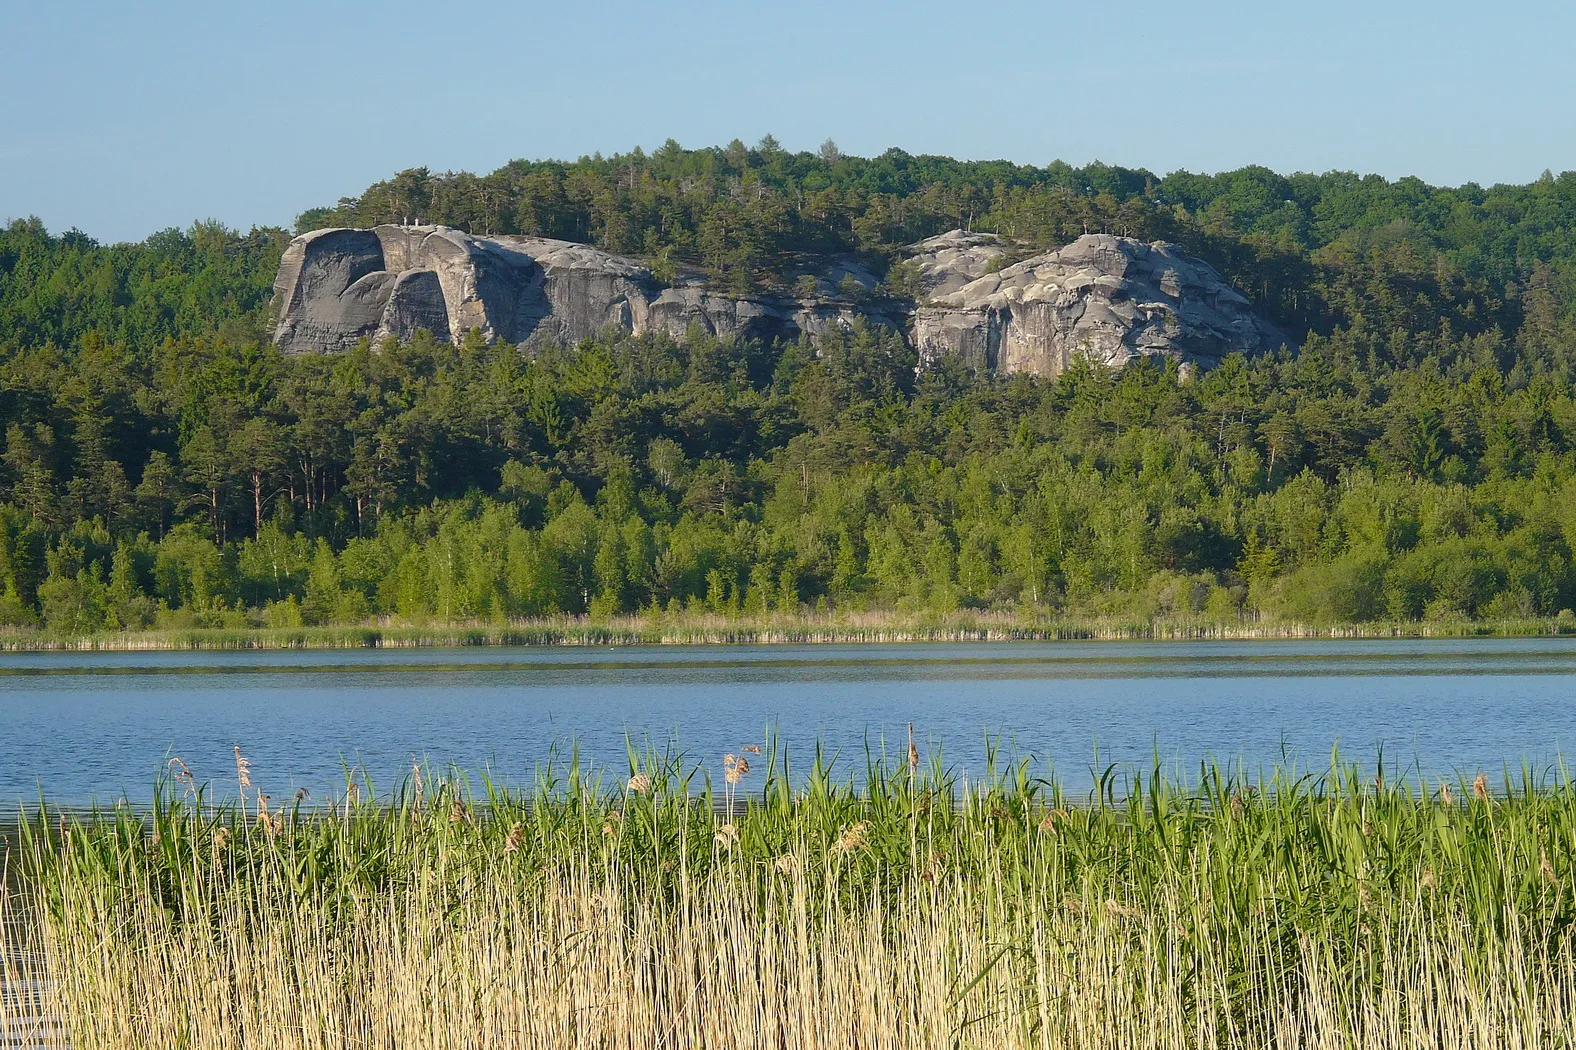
[4, 141, 1576, 634]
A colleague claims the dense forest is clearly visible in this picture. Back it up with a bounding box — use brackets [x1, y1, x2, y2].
[7, 138, 1576, 634]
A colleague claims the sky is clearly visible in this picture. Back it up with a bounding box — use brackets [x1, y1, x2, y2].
[4, 0, 1576, 244]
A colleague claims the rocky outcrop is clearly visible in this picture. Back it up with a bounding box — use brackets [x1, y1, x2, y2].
[271, 225, 894, 354]
[909, 233, 1285, 377]
[903, 230, 1008, 297]
[271, 225, 1283, 376]
[272, 226, 646, 352]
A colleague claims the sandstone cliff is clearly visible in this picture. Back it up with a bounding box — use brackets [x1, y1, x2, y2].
[271, 225, 1284, 375]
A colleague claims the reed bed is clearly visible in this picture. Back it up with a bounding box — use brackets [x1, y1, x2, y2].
[2, 609, 1572, 650]
[5, 747, 1576, 1048]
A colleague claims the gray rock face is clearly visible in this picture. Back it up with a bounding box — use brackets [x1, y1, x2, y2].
[909, 233, 1285, 377]
[271, 224, 893, 354]
[272, 226, 650, 352]
[904, 230, 1008, 298]
[272, 225, 1282, 377]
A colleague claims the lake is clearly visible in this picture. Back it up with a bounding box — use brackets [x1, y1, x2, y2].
[1, 637, 1575, 806]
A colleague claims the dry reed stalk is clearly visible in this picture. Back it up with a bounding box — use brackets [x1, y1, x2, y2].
[13, 763, 1576, 1049]
[19, 875, 1568, 1049]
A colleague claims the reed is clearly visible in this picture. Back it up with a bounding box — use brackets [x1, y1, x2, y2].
[2, 608, 1573, 651]
[4, 748, 1576, 1048]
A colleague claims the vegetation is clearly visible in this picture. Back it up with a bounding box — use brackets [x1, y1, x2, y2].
[10, 142, 1576, 637]
[6, 749, 1576, 1047]
[5, 610, 1576, 653]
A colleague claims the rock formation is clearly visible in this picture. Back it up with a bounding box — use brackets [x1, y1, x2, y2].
[902, 230, 1008, 297]
[270, 224, 892, 354]
[908, 233, 1284, 376]
[271, 225, 1284, 376]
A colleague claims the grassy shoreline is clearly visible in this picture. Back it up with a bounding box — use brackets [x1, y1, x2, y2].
[3, 609, 1575, 651]
[6, 756, 1576, 1047]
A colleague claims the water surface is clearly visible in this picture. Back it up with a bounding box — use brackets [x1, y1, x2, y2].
[1, 638, 1572, 805]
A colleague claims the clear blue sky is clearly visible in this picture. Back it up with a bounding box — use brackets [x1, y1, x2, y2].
[4, 0, 1574, 244]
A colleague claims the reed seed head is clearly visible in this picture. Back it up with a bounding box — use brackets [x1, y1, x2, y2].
[774, 852, 799, 874]
[627, 773, 652, 795]
[502, 821, 525, 854]
[1037, 808, 1069, 833]
[1439, 781, 1453, 804]
[233, 746, 252, 791]
[832, 821, 869, 854]
[168, 757, 195, 797]
[714, 822, 740, 849]
[1474, 773, 1490, 801]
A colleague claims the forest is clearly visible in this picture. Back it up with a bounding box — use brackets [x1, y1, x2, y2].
[6, 137, 1576, 634]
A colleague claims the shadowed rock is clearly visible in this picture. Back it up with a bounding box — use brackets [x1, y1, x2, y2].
[272, 225, 894, 353]
[272, 225, 1283, 377]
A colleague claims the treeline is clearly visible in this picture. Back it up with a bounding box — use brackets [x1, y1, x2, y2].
[7, 317, 1576, 634]
[0, 219, 285, 353]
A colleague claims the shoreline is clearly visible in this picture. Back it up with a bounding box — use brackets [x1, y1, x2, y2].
[2, 612, 1573, 652]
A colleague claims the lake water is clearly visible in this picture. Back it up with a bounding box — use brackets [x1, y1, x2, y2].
[1, 638, 1575, 806]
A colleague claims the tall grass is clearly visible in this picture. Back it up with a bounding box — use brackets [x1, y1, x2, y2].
[3, 608, 1574, 650]
[5, 747, 1576, 1048]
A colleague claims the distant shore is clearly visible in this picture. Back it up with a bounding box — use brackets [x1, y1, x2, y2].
[2, 610, 1572, 651]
